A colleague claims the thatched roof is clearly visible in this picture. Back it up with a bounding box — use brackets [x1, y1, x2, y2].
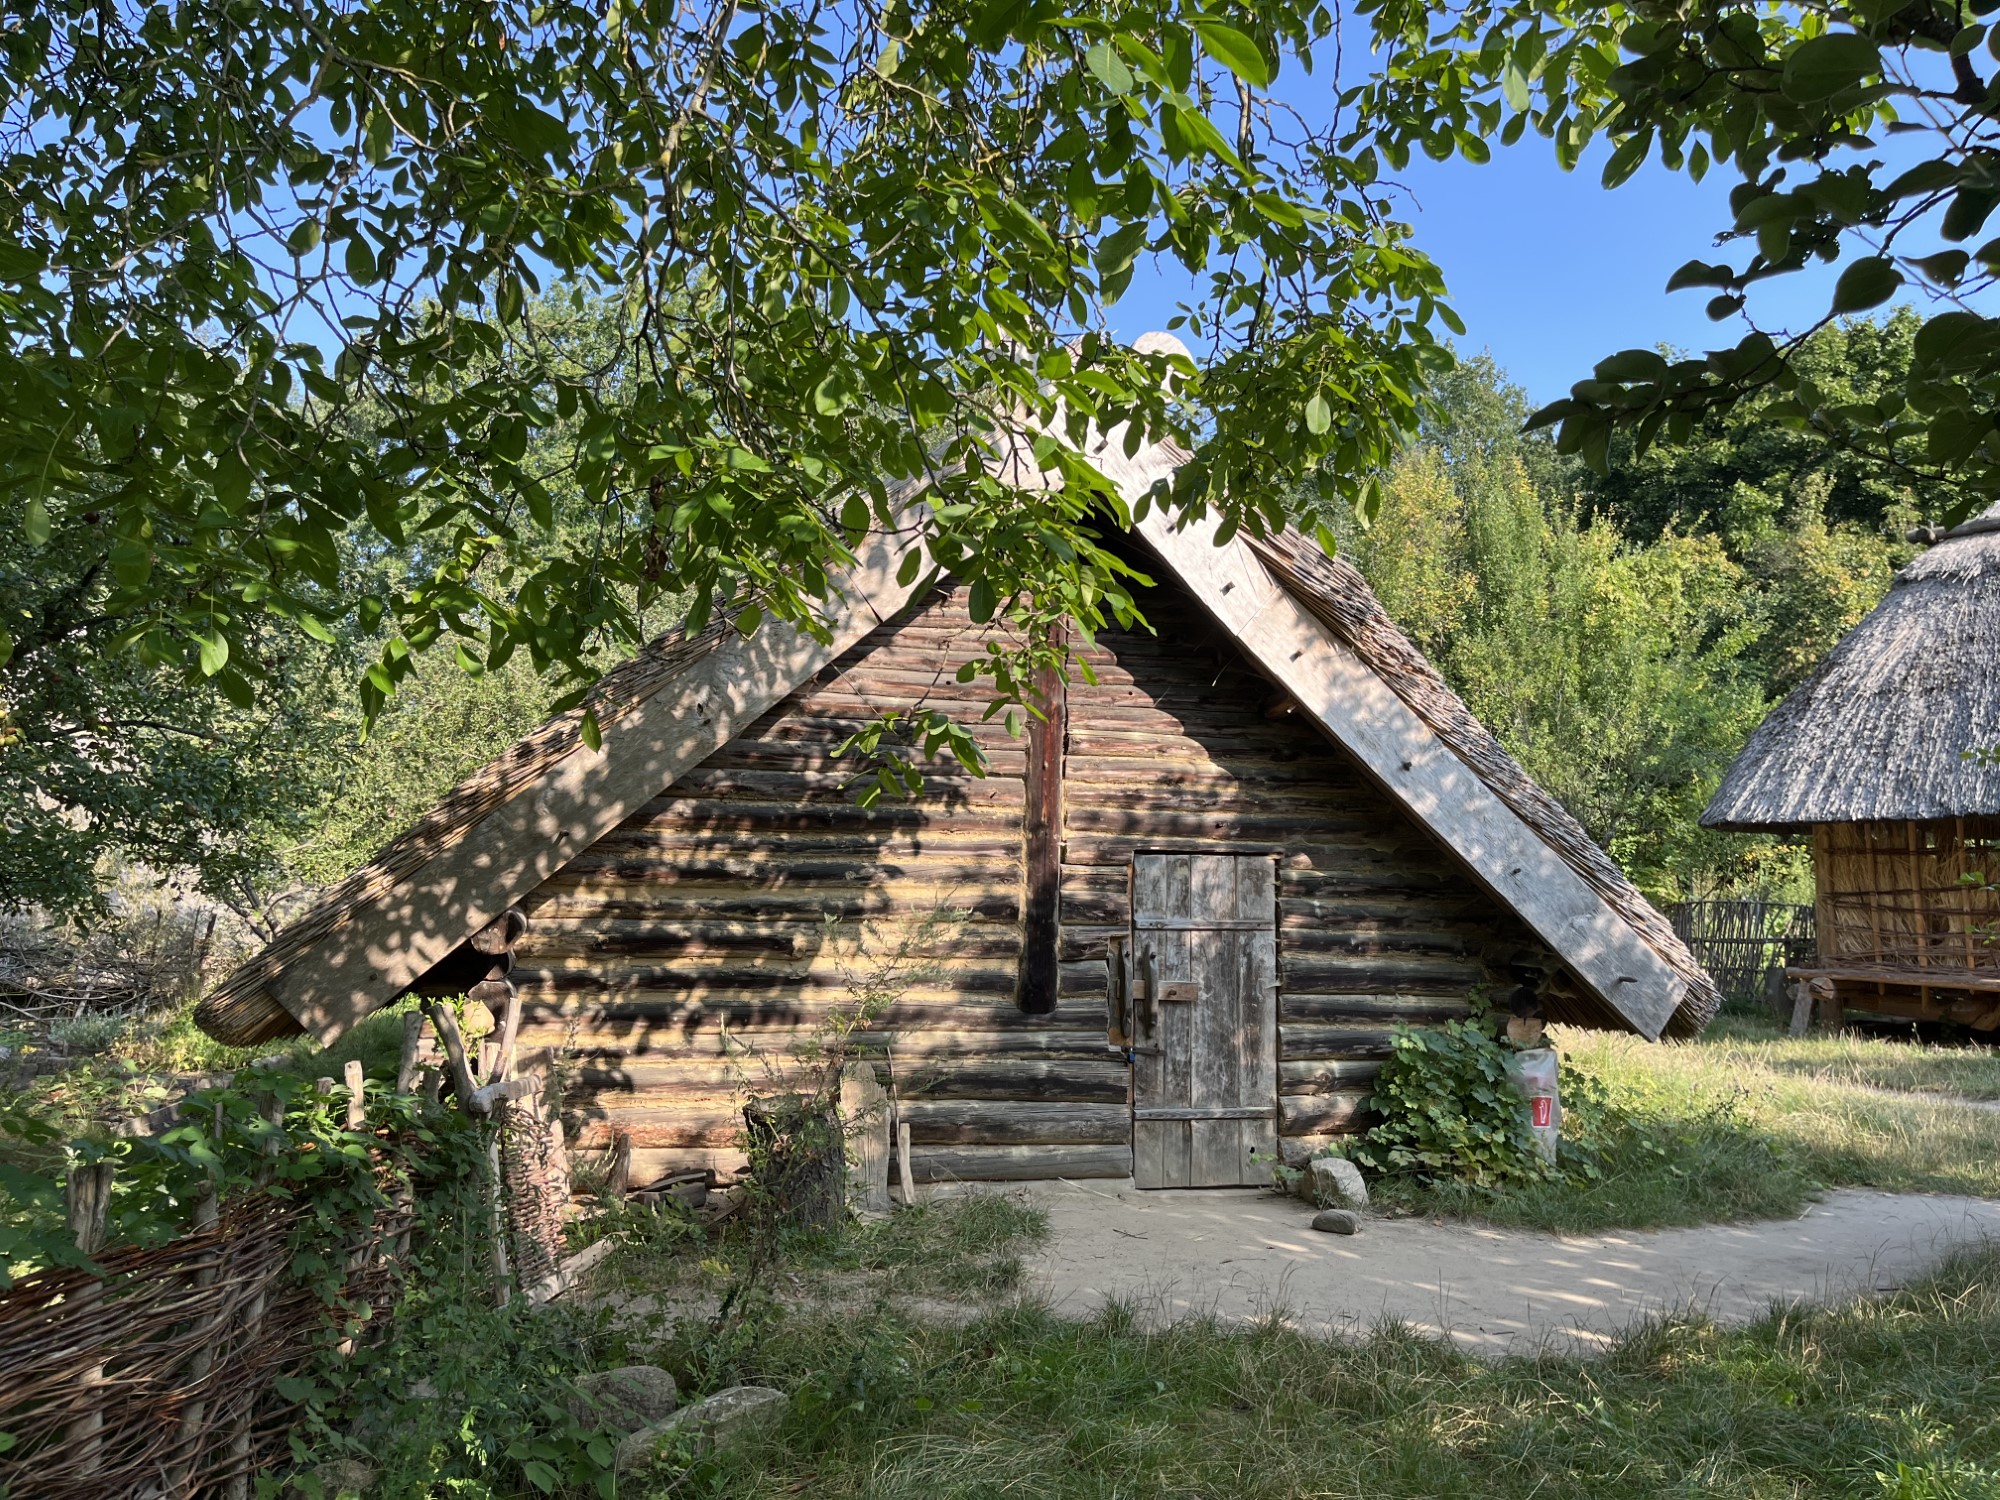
[1703, 503, 2000, 833]
[1252, 534, 1721, 1036]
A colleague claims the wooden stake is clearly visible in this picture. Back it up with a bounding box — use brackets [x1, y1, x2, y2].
[396, 1010, 425, 1093]
[608, 1131, 633, 1201]
[64, 1160, 115, 1476]
[897, 1121, 916, 1205]
[344, 1059, 366, 1129]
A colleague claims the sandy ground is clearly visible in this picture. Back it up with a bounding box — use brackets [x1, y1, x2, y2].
[1007, 1181, 2000, 1355]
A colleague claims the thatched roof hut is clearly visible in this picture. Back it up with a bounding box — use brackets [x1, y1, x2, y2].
[1702, 504, 2000, 1025]
[197, 386, 1717, 1188]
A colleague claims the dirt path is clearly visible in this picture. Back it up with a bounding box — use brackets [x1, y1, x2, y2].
[1013, 1181, 2000, 1355]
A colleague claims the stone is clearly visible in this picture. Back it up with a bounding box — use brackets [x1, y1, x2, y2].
[567, 1365, 680, 1432]
[614, 1385, 790, 1474]
[1307, 1155, 1369, 1209]
[1311, 1208, 1362, 1236]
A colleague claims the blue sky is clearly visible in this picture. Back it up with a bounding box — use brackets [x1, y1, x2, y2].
[1112, 132, 1871, 405]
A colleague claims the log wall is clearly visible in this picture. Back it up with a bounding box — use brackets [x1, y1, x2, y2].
[510, 576, 1551, 1183]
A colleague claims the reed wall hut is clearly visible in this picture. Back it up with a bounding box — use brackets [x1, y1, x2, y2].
[1703, 503, 2000, 1027]
[198, 425, 1719, 1188]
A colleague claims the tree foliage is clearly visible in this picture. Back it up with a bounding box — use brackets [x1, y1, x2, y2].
[1347, 0, 2000, 513]
[1348, 346, 1912, 900]
[1, 0, 1452, 730]
[1, 0, 1468, 913]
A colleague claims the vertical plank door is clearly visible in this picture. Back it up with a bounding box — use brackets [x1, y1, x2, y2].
[1129, 853, 1278, 1188]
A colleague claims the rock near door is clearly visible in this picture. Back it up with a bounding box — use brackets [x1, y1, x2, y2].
[1128, 853, 1278, 1188]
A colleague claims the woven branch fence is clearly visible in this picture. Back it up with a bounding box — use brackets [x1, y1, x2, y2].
[1669, 899, 1817, 1002]
[0, 1092, 570, 1499]
[0, 1194, 408, 1500]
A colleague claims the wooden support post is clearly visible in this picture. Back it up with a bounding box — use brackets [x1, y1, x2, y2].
[1018, 641, 1067, 1015]
[1788, 979, 1813, 1037]
[426, 1001, 482, 1112]
[344, 1058, 366, 1129]
[897, 1120, 916, 1205]
[64, 1160, 115, 1477]
[608, 1130, 633, 1201]
[396, 1010, 425, 1094]
[493, 981, 522, 1081]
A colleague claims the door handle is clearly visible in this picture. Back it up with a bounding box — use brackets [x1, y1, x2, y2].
[1138, 947, 1160, 1038]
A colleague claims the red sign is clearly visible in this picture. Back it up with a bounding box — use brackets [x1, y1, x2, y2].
[1529, 1096, 1554, 1128]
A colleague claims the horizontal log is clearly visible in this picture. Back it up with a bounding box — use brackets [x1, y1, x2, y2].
[899, 1100, 1130, 1146]
[642, 767, 1025, 807]
[512, 955, 1024, 992]
[1279, 993, 1471, 1022]
[619, 796, 1025, 836]
[1280, 957, 1486, 991]
[1278, 928, 1479, 958]
[522, 921, 1024, 962]
[525, 885, 1023, 924]
[617, 1145, 751, 1181]
[566, 1104, 742, 1151]
[556, 853, 1023, 886]
[517, 997, 1099, 1036]
[1280, 895, 1498, 925]
[700, 743, 1028, 777]
[513, 969, 1024, 1005]
[892, 1056, 1128, 1102]
[1279, 1092, 1370, 1136]
[1063, 806, 1383, 842]
[1278, 1059, 1384, 1094]
[547, 1035, 1121, 1084]
[911, 1143, 1133, 1183]
[592, 826, 1024, 857]
[1279, 1023, 1400, 1061]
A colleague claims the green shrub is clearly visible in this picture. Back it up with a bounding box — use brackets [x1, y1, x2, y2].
[1347, 1018, 1547, 1188]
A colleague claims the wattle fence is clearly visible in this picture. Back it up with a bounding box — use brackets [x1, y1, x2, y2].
[0, 1194, 409, 1500]
[1668, 898, 1817, 1004]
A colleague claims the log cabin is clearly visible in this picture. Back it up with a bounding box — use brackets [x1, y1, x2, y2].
[1703, 502, 2000, 1030]
[197, 420, 1720, 1188]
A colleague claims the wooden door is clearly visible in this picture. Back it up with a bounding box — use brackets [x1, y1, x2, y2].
[1129, 853, 1278, 1188]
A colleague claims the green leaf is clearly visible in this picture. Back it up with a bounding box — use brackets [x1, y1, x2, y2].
[968, 577, 997, 623]
[1086, 40, 1133, 94]
[1191, 21, 1270, 86]
[579, 709, 603, 752]
[1830, 256, 1902, 314]
[345, 235, 376, 285]
[1601, 132, 1649, 189]
[23, 495, 50, 547]
[1304, 392, 1332, 435]
[1500, 60, 1531, 112]
[1780, 32, 1882, 102]
[196, 631, 229, 677]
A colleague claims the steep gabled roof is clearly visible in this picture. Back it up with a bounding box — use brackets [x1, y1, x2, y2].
[1703, 503, 2000, 833]
[200, 421, 1717, 1048]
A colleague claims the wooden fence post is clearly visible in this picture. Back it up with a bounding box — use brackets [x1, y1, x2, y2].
[64, 1160, 115, 1477]
[395, 1011, 424, 1094]
[223, 1095, 285, 1500]
[344, 1059, 366, 1130]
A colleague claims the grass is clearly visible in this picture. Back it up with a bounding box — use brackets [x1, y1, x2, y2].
[1699, 1014, 2000, 1100]
[600, 1189, 1050, 1307]
[1373, 1016, 2000, 1236]
[622, 1239, 2000, 1500]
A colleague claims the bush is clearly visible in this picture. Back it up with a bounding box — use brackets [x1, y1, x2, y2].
[1347, 1018, 1547, 1188]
